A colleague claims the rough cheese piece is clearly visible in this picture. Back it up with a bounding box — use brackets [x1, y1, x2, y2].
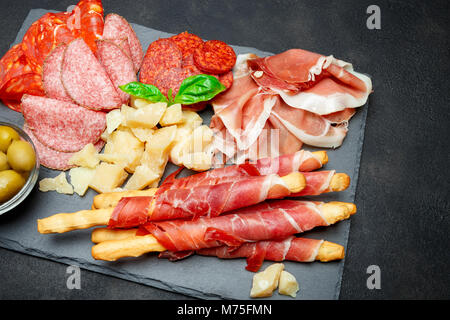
[39, 172, 74, 195]
[88, 163, 128, 193]
[69, 167, 95, 196]
[123, 102, 167, 128]
[250, 263, 284, 298]
[101, 129, 144, 173]
[67, 143, 100, 168]
[105, 108, 124, 135]
[130, 97, 151, 109]
[159, 103, 183, 126]
[130, 127, 154, 143]
[125, 125, 176, 190]
[278, 270, 299, 298]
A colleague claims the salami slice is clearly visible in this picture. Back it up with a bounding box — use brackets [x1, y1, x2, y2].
[21, 95, 106, 153]
[106, 38, 134, 67]
[24, 124, 104, 171]
[194, 40, 236, 74]
[96, 40, 137, 104]
[42, 44, 73, 102]
[170, 32, 204, 58]
[139, 39, 183, 85]
[61, 38, 122, 110]
[102, 14, 143, 71]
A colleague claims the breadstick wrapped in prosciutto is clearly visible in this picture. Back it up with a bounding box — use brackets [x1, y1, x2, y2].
[90, 228, 344, 272]
[91, 200, 356, 261]
[196, 236, 345, 272]
[37, 172, 306, 233]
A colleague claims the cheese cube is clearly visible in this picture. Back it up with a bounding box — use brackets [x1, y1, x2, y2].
[250, 263, 284, 298]
[102, 129, 144, 173]
[68, 143, 99, 168]
[39, 172, 74, 195]
[123, 165, 160, 190]
[88, 163, 128, 193]
[123, 102, 167, 128]
[130, 127, 154, 143]
[278, 271, 299, 298]
[105, 108, 124, 135]
[159, 104, 183, 126]
[69, 167, 95, 196]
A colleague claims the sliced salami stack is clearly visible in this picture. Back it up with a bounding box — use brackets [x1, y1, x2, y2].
[22, 14, 143, 171]
[22, 95, 106, 170]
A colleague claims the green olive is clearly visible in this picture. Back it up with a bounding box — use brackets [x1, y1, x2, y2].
[0, 170, 26, 203]
[7, 140, 36, 172]
[0, 151, 10, 171]
[0, 126, 20, 153]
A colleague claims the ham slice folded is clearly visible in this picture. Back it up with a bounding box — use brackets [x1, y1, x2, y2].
[210, 49, 372, 160]
[138, 200, 330, 252]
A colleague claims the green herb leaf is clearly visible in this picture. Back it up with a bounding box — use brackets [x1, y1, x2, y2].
[119, 82, 168, 103]
[174, 74, 226, 105]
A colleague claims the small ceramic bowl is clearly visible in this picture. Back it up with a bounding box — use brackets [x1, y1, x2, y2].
[0, 122, 40, 216]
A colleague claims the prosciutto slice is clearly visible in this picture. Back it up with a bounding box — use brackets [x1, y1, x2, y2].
[210, 49, 372, 160]
[197, 236, 323, 272]
[159, 150, 324, 192]
[138, 200, 329, 252]
[109, 174, 292, 228]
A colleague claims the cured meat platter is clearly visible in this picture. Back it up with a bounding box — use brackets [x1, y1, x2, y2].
[0, 7, 370, 299]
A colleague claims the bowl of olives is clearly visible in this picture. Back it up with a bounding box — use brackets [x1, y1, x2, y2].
[0, 122, 39, 215]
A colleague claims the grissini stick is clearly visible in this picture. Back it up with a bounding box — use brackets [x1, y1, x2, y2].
[91, 201, 356, 261]
[37, 172, 305, 234]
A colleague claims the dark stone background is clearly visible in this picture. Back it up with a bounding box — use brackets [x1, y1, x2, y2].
[0, 0, 448, 300]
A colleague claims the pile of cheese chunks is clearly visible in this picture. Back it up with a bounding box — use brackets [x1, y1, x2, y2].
[40, 98, 214, 196]
[250, 263, 299, 298]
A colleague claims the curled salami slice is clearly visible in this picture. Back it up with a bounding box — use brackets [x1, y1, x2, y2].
[153, 67, 199, 98]
[139, 39, 183, 85]
[21, 95, 106, 153]
[22, 12, 76, 65]
[61, 38, 122, 110]
[194, 40, 236, 74]
[96, 40, 137, 104]
[102, 14, 143, 71]
[42, 44, 73, 102]
[170, 32, 204, 58]
[0, 73, 44, 102]
[24, 124, 104, 171]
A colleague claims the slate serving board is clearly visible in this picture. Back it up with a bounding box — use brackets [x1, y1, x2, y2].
[0, 8, 369, 300]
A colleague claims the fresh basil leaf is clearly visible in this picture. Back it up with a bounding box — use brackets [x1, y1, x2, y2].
[174, 74, 226, 105]
[119, 82, 168, 103]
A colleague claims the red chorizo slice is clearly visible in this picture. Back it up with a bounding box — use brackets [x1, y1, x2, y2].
[153, 67, 199, 98]
[42, 44, 73, 102]
[102, 14, 143, 71]
[61, 38, 122, 110]
[139, 38, 183, 85]
[96, 40, 137, 104]
[219, 70, 234, 89]
[21, 95, 106, 153]
[193, 40, 236, 74]
[170, 32, 204, 58]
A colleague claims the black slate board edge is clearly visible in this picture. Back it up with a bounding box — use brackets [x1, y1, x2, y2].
[0, 8, 370, 300]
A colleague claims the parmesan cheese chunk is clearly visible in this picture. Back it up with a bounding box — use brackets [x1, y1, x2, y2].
[250, 263, 284, 298]
[69, 167, 95, 196]
[88, 163, 128, 193]
[159, 104, 183, 126]
[130, 127, 154, 143]
[105, 108, 124, 135]
[124, 102, 167, 128]
[278, 270, 299, 298]
[102, 129, 144, 173]
[39, 172, 74, 195]
[68, 143, 99, 168]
